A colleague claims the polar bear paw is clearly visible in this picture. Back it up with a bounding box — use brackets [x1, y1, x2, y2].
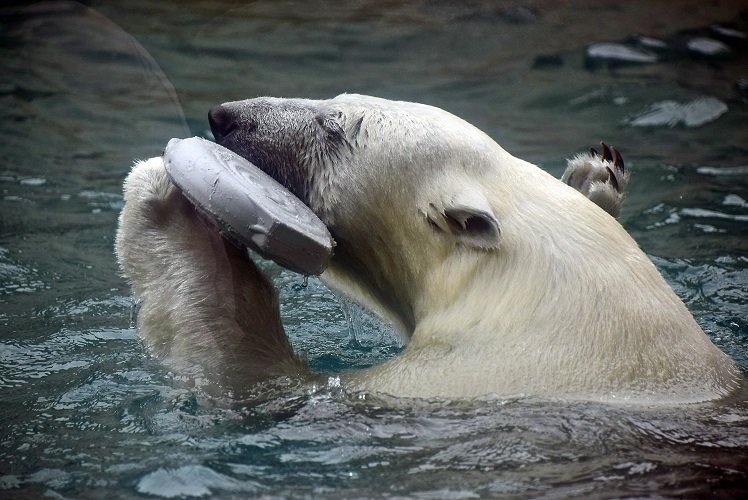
[561, 143, 629, 218]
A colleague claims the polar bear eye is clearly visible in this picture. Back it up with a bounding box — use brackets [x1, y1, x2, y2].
[315, 115, 347, 145]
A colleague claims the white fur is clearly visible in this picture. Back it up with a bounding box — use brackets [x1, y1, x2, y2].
[117, 94, 743, 404]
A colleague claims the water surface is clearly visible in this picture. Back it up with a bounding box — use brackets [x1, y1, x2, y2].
[1, 1, 747, 497]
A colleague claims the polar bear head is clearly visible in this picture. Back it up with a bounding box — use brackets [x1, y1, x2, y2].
[208, 94, 521, 334]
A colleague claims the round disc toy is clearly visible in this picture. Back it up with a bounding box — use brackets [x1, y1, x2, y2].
[163, 136, 334, 276]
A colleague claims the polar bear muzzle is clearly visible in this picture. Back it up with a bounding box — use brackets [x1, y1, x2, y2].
[208, 98, 351, 207]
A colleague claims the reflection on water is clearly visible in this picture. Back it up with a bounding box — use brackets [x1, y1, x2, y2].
[1, 0, 747, 497]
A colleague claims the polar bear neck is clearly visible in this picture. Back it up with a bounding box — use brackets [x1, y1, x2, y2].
[417, 158, 653, 340]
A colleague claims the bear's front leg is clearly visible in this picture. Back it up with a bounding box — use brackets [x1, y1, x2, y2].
[115, 157, 307, 395]
[562, 143, 629, 218]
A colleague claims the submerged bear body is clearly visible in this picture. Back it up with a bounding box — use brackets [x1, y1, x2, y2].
[117, 94, 742, 404]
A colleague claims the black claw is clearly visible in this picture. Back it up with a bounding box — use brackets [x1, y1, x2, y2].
[601, 142, 613, 162]
[612, 146, 624, 173]
[606, 166, 620, 192]
[589, 147, 598, 158]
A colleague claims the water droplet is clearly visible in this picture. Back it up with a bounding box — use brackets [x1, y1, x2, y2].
[336, 292, 363, 345]
[129, 299, 140, 327]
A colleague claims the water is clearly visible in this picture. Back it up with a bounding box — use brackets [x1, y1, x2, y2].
[1, 0, 748, 497]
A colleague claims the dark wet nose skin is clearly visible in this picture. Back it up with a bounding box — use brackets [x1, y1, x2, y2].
[208, 105, 236, 142]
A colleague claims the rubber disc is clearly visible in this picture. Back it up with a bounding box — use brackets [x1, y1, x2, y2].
[163, 137, 333, 275]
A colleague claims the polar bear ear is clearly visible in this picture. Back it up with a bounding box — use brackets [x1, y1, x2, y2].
[425, 192, 501, 250]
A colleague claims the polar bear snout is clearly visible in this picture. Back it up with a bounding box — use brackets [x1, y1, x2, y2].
[206, 98, 324, 203]
[206, 97, 363, 216]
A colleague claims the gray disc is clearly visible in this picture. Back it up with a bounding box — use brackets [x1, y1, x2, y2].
[163, 137, 333, 276]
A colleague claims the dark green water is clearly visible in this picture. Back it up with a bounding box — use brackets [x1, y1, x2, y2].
[1, 1, 748, 497]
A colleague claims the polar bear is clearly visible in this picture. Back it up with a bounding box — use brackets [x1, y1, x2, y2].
[116, 94, 742, 404]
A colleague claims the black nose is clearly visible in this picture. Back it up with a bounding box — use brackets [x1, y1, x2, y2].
[208, 105, 237, 142]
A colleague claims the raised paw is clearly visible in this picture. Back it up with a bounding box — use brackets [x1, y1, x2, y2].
[561, 142, 630, 218]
